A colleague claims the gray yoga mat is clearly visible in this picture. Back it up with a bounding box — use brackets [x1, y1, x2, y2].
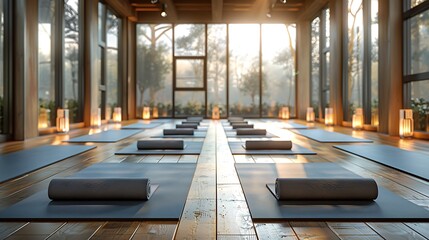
[0, 145, 96, 183]
[282, 123, 309, 129]
[121, 122, 162, 129]
[151, 131, 207, 139]
[0, 163, 196, 220]
[290, 129, 372, 143]
[334, 144, 429, 181]
[64, 130, 142, 143]
[225, 131, 277, 138]
[246, 140, 292, 150]
[115, 141, 203, 155]
[228, 142, 315, 155]
[235, 163, 429, 221]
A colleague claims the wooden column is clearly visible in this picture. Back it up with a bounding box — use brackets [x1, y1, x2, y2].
[296, 21, 311, 119]
[83, 0, 99, 127]
[13, 0, 39, 140]
[378, 0, 403, 135]
[329, 0, 343, 125]
[126, 20, 136, 120]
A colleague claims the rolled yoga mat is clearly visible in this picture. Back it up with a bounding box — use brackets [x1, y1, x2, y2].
[232, 124, 254, 129]
[246, 140, 291, 149]
[236, 129, 266, 135]
[176, 124, 198, 129]
[228, 117, 244, 122]
[164, 129, 194, 135]
[182, 121, 200, 125]
[48, 178, 151, 200]
[187, 117, 203, 122]
[137, 140, 184, 150]
[230, 121, 249, 126]
[273, 178, 378, 201]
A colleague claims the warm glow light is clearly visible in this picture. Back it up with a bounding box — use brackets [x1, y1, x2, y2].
[306, 107, 315, 122]
[91, 108, 101, 128]
[143, 107, 151, 120]
[212, 106, 220, 120]
[112, 107, 122, 123]
[371, 110, 379, 127]
[352, 108, 364, 130]
[152, 107, 159, 118]
[325, 107, 334, 126]
[105, 107, 112, 121]
[56, 109, 70, 133]
[279, 107, 290, 119]
[38, 108, 50, 129]
[399, 109, 413, 138]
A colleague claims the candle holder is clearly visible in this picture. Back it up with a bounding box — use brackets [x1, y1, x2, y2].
[112, 107, 122, 123]
[352, 108, 364, 130]
[152, 107, 159, 119]
[325, 107, 334, 126]
[279, 107, 290, 120]
[56, 109, 69, 133]
[142, 107, 151, 120]
[399, 109, 413, 138]
[306, 107, 315, 122]
[91, 108, 101, 128]
[212, 106, 220, 120]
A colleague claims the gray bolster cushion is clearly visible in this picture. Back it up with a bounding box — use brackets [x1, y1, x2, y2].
[237, 129, 267, 135]
[182, 121, 200, 125]
[137, 140, 184, 149]
[230, 121, 248, 125]
[232, 124, 254, 129]
[176, 124, 198, 129]
[246, 140, 291, 149]
[228, 117, 244, 122]
[187, 117, 203, 122]
[275, 178, 378, 201]
[164, 129, 194, 135]
[48, 178, 151, 200]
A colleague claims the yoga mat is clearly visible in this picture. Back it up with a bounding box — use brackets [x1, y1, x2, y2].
[235, 163, 429, 221]
[116, 141, 203, 155]
[270, 178, 378, 200]
[225, 131, 277, 138]
[48, 178, 152, 200]
[229, 142, 315, 155]
[151, 131, 207, 139]
[290, 129, 372, 143]
[246, 140, 292, 150]
[121, 122, 162, 129]
[64, 130, 142, 143]
[0, 163, 196, 220]
[334, 144, 429, 181]
[282, 123, 309, 129]
[137, 140, 184, 150]
[0, 145, 96, 183]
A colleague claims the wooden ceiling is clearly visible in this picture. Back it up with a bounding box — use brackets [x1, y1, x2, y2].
[127, 0, 309, 23]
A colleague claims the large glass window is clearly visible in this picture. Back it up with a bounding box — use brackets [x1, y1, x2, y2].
[38, 0, 56, 129]
[404, 0, 429, 133]
[229, 24, 260, 117]
[261, 24, 296, 117]
[344, 0, 378, 125]
[106, 10, 120, 116]
[0, 0, 7, 136]
[311, 17, 321, 118]
[136, 24, 173, 117]
[64, 0, 81, 123]
[207, 24, 227, 118]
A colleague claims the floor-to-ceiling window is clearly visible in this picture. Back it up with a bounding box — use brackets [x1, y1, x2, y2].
[404, 0, 429, 133]
[0, 0, 10, 140]
[38, 0, 83, 130]
[136, 23, 296, 118]
[310, 8, 330, 119]
[344, 0, 379, 126]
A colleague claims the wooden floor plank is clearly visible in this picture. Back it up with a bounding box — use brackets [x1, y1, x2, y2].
[5, 222, 65, 240]
[367, 223, 427, 240]
[254, 223, 298, 240]
[290, 222, 341, 240]
[0, 223, 29, 239]
[89, 222, 139, 240]
[46, 222, 105, 239]
[131, 222, 177, 240]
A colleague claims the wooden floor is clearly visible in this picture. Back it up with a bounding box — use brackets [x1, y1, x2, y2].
[0, 119, 428, 239]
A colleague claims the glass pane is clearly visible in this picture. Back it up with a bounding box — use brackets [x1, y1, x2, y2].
[64, 0, 80, 123]
[98, 3, 105, 43]
[323, 51, 330, 110]
[347, 0, 364, 121]
[324, 9, 330, 49]
[174, 91, 205, 116]
[410, 81, 429, 132]
[96, 47, 102, 109]
[38, 0, 56, 129]
[411, 0, 427, 8]
[408, 10, 429, 75]
[136, 24, 173, 117]
[174, 24, 205, 56]
[371, 0, 379, 126]
[261, 24, 296, 117]
[106, 11, 119, 113]
[176, 59, 204, 88]
[311, 17, 320, 118]
[229, 24, 260, 117]
[207, 24, 227, 118]
[0, 0, 4, 133]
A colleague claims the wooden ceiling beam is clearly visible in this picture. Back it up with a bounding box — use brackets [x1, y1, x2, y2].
[297, 0, 329, 21]
[211, 0, 223, 22]
[105, 0, 137, 21]
[163, 0, 178, 21]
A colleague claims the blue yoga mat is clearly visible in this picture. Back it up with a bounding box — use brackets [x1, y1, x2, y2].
[64, 130, 142, 143]
[291, 129, 372, 143]
[0, 145, 96, 183]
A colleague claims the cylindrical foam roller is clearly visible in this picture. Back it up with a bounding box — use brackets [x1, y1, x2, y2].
[176, 124, 198, 129]
[228, 117, 244, 122]
[164, 129, 194, 135]
[237, 129, 266, 135]
[232, 124, 254, 129]
[230, 121, 248, 125]
[187, 117, 203, 122]
[182, 121, 200, 125]
[275, 178, 378, 201]
[137, 140, 184, 149]
[48, 178, 151, 200]
[246, 140, 291, 149]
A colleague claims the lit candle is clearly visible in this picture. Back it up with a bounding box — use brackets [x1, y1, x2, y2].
[112, 107, 122, 123]
[352, 108, 364, 130]
[212, 106, 220, 120]
[152, 107, 159, 119]
[56, 109, 70, 133]
[142, 107, 151, 120]
[279, 107, 290, 119]
[399, 109, 413, 138]
[325, 107, 334, 126]
[91, 108, 101, 128]
[306, 107, 315, 122]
